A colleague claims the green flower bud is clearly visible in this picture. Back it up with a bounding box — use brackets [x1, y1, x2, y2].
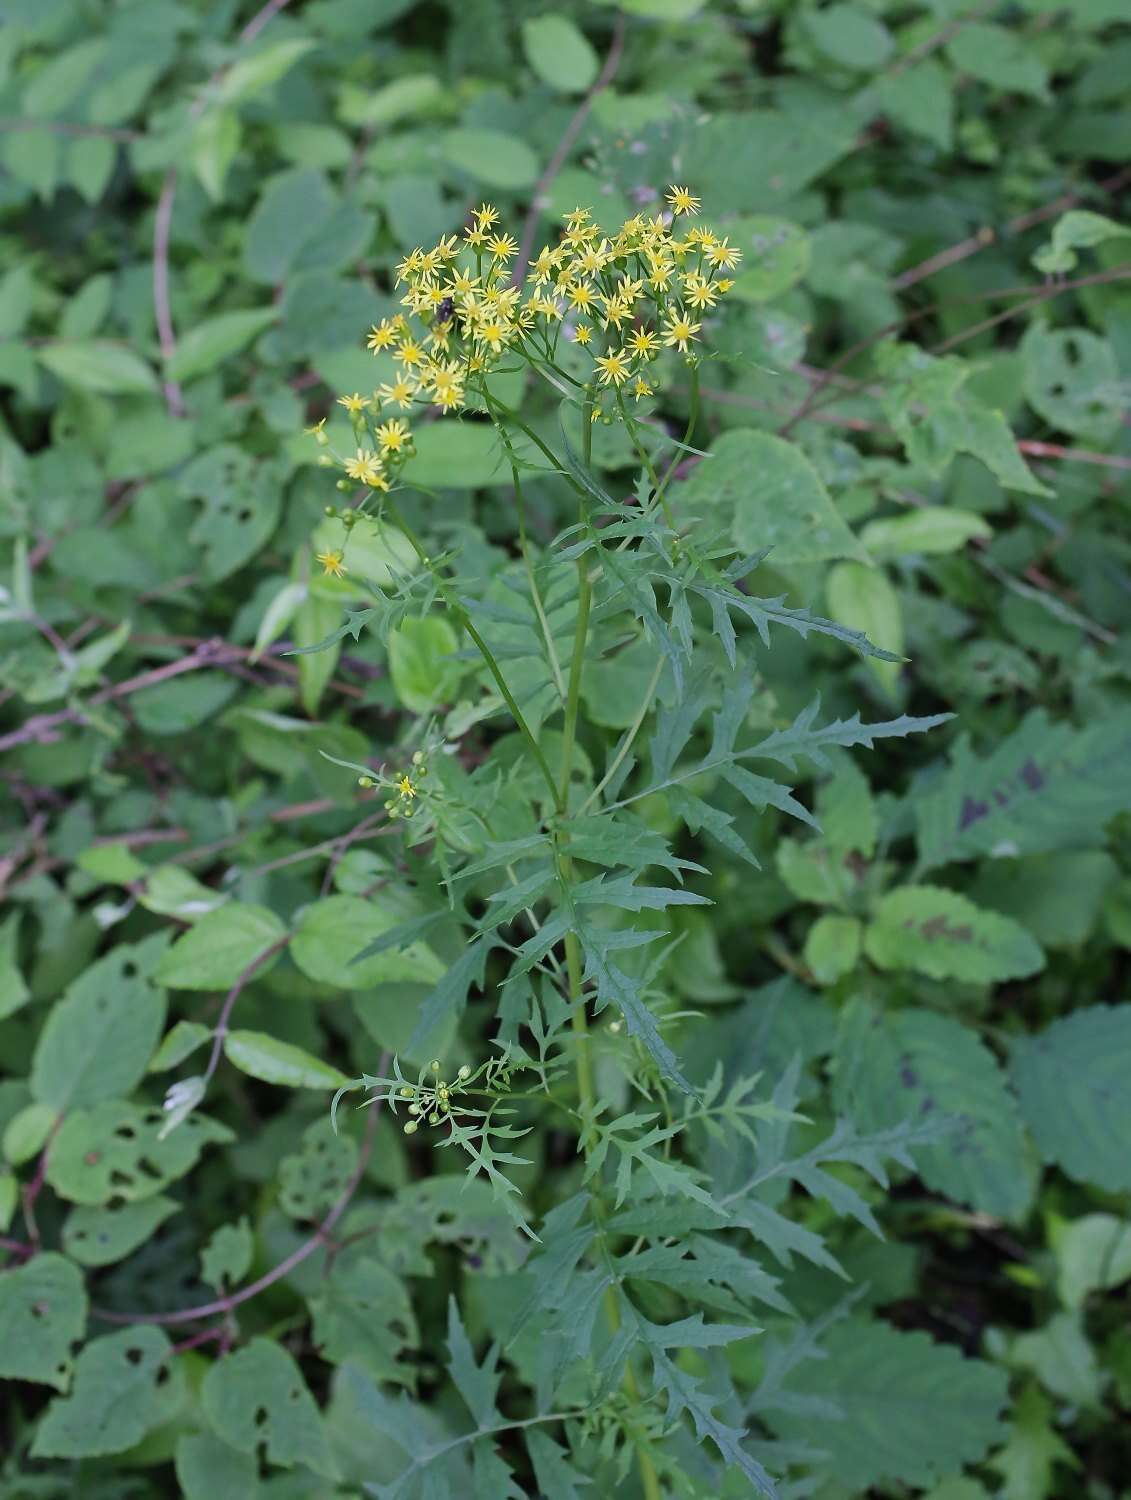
[399, 1086, 413, 1098]
[458, 1065, 471, 1080]
[430, 1060, 441, 1072]
[403, 1120, 418, 1135]
[358, 775, 375, 788]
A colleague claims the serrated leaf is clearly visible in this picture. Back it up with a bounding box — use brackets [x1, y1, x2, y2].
[446, 1297, 502, 1427]
[773, 1320, 1008, 1488]
[201, 1217, 253, 1290]
[1009, 1005, 1131, 1192]
[864, 885, 1044, 983]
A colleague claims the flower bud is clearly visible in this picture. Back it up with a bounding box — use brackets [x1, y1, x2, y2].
[403, 1120, 418, 1135]
[399, 1085, 413, 1098]
[430, 1060, 441, 1072]
[458, 1064, 471, 1080]
[358, 775, 375, 788]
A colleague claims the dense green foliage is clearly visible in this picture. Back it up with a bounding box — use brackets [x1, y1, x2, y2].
[2, 1, 1130, 1497]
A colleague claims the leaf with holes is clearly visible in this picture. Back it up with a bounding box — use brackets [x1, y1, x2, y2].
[310, 1256, 418, 1385]
[32, 1326, 185, 1457]
[201, 1337, 338, 1478]
[46, 1101, 234, 1206]
[1020, 324, 1123, 443]
[63, 1197, 180, 1267]
[278, 1116, 358, 1220]
[31, 932, 168, 1112]
[0, 1253, 88, 1391]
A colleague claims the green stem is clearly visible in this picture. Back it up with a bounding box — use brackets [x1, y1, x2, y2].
[384, 495, 562, 813]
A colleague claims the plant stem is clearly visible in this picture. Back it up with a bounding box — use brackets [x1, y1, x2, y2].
[384, 495, 563, 813]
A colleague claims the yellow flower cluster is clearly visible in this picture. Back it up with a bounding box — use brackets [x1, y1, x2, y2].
[307, 186, 738, 566]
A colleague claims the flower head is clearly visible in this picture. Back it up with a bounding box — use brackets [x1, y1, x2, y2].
[666, 185, 701, 216]
[317, 549, 347, 578]
[337, 392, 369, 413]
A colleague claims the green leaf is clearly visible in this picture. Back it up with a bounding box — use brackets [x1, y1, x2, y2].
[1009, 1005, 1131, 1192]
[987, 1385, 1079, 1500]
[291, 894, 446, 989]
[149, 1020, 212, 1071]
[279, 1117, 358, 1220]
[224, 1030, 349, 1089]
[201, 1217, 254, 1290]
[801, 4, 892, 70]
[191, 108, 241, 200]
[1032, 208, 1131, 274]
[522, 14, 598, 92]
[525, 1429, 591, 1500]
[33, 1327, 184, 1457]
[63, 1197, 179, 1267]
[447, 1296, 502, 1427]
[0, 1253, 87, 1391]
[131, 671, 239, 735]
[914, 709, 1131, 871]
[138, 866, 230, 922]
[154, 903, 287, 990]
[311, 1257, 417, 1383]
[836, 1005, 1032, 1219]
[175, 1432, 261, 1500]
[407, 421, 508, 489]
[388, 615, 464, 713]
[201, 1338, 338, 1478]
[774, 1320, 1008, 1488]
[47, 1101, 233, 1206]
[860, 508, 990, 558]
[946, 23, 1049, 98]
[218, 38, 316, 106]
[31, 933, 167, 1112]
[1020, 324, 1122, 443]
[167, 307, 277, 381]
[864, 885, 1044, 983]
[1052, 1213, 1131, 1310]
[440, 128, 539, 189]
[0, 912, 30, 1019]
[803, 914, 861, 985]
[874, 60, 953, 149]
[728, 216, 810, 303]
[826, 560, 903, 697]
[36, 340, 157, 395]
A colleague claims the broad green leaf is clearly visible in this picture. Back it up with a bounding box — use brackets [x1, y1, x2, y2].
[31, 932, 167, 1112]
[201, 1338, 338, 1478]
[946, 23, 1049, 98]
[224, 1029, 349, 1089]
[0, 912, 30, 1019]
[218, 38, 315, 106]
[149, 1019, 212, 1071]
[407, 421, 508, 489]
[860, 508, 991, 558]
[914, 709, 1131, 871]
[47, 1101, 233, 1206]
[388, 615, 464, 713]
[36, 340, 157, 395]
[1020, 324, 1122, 443]
[0, 1254, 87, 1390]
[987, 1385, 1079, 1500]
[522, 14, 598, 92]
[131, 671, 239, 735]
[63, 1197, 179, 1267]
[874, 60, 953, 149]
[138, 865, 229, 922]
[1051, 1213, 1131, 1309]
[167, 307, 277, 381]
[864, 885, 1044, 983]
[33, 1327, 184, 1458]
[774, 1320, 1008, 1488]
[192, 107, 241, 200]
[836, 1005, 1032, 1219]
[291, 894, 446, 989]
[154, 903, 287, 990]
[175, 1432, 261, 1500]
[440, 128, 539, 189]
[311, 513, 417, 585]
[311, 1257, 417, 1383]
[728, 216, 810, 303]
[251, 579, 307, 661]
[1009, 1005, 1131, 1191]
[826, 560, 903, 697]
[3, 1102, 55, 1165]
[801, 4, 893, 70]
[803, 914, 861, 985]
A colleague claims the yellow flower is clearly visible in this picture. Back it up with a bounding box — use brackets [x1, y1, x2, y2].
[706, 237, 742, 270]
[628, 327, 660, 357]
[305, 417, 328, 443]
[487, 232, 518, 261]
[631, 375, 654, 401]
[600, 295, 632, 330]
[396, 774, 417, 799]
[716, 277, 735, 294]
[566, 282, 596, 312]
[529, 245, 560, 285]
[316, 549, 347, 578]
[573, 323, 592, 345]
[367, 319, 398, 351]
[343, 448, 384, 485]
[666, 185, 701, 216]
[430, 363, 465, 410]
[683, 275, 718, 310]
[395, 339, 425, 368]
[573, 239, 610, 276]
[434, 233, 460, 259]
[662, 311, 701, 353]
[336, 392, 369, 413]
[448, 268, 479, 297]
[474, 203, 499, 229]
[595, 350, 633, 386]
[475, 319, 510, 354]
[464, 223, 487, 247]
[376, 418, 411, 454]
[378, 378, 417, 410]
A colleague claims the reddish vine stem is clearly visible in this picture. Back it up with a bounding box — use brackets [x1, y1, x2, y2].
[92, 1055, 390, 1327]
[202, 935, 292, 1086]
[513, 15, 628, 285]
